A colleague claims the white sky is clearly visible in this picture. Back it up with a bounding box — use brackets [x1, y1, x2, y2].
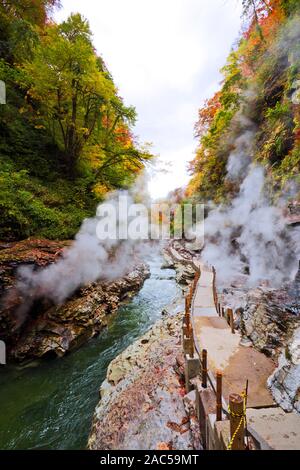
[54, 0, 243, 199]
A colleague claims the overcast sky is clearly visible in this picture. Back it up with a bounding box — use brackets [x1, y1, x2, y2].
[55, 0, 243, 199]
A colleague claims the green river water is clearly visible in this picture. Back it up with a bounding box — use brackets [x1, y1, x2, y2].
[0, 253, 180, 450]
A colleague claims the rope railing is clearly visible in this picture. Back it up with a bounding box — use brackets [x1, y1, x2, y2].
[185, 263, 248, 450]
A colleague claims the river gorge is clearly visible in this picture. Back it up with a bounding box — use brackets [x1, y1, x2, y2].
[0, 251, 180, 449]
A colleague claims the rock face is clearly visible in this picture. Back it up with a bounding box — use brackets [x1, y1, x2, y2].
[88, 313, 196, 451]
[0, 239, 150, 362]
[162, 241, 198, 287]
[268, 327, 300, 413]
[240, 287, 299, 357]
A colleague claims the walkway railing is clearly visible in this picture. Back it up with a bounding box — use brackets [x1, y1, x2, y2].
[182, 263, 247, 450]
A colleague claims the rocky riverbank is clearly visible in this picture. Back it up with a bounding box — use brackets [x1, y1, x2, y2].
[88, 312, 200, 451]
[87, 245, 202, 451]
[0, 239, 150, 362]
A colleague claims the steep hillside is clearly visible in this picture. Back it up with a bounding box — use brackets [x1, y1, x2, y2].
[0, 1, 151, 241]
[187, 0, 300, 204]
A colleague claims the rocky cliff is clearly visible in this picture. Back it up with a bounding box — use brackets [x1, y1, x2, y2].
[0, 239, 150, 362]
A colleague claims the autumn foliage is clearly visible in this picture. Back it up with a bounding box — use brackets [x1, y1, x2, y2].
[186, 0, 300, 202]
[0, 3, 152, 240]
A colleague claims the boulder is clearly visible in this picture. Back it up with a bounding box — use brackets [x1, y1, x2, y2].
[162, 241, 198, 287]
[240, 287, 299, 357]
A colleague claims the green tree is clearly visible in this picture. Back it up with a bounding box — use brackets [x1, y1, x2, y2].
[21, 13, 137, 175]
[0, 9, 152, 241]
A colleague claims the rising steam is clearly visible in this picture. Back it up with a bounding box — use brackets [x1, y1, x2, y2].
[17, 189, 148, 306]
[196, 16, 300, 288]
[200, 165, 299, 287]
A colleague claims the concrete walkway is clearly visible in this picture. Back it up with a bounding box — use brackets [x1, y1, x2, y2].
[192, 261, 218, 317]
[191, 262, 275, 408]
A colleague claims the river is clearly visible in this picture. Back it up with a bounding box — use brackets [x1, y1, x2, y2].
[0, 252, 180, 449]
